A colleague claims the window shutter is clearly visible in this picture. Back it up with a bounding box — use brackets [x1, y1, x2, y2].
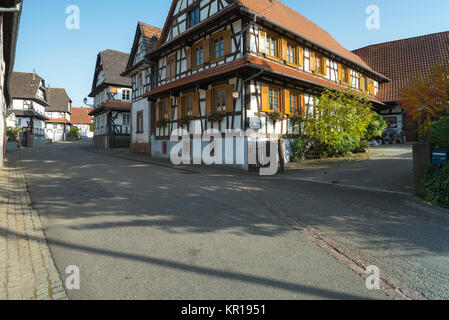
[323, 57, 328, 76]
[225, 84, 234, 112]
[261, 85, 269, 112]
[178, 96, 184, 120]
[259, 30, 266, 54]
[369, 79, 375, 95]
[193, 92, 200, 117]
[281, 38, 287, 61]
[283, 89, 291, 115]
[300, 94, 305, 116]
[203, 39, 210, 63]
[309, 51, 315, 71]
[225, 29, 232, 55]
[206, 89, 212, 115]
[338, 64, 342, 82]
[186, 47, 192, 70]
[297, 46, 304, 67]
[156, 101, 160, 121]
[168, 99, 173, 119]
[359, 75, 364, 91]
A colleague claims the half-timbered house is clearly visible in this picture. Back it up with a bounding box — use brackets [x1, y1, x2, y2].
[88, 49, 132, 149]
[71, 107, 93, 138]
[6, 71, 50, 147]
[122, 22, 162, 154]
[144, 0, 389, 170]
[353, 31, 449, 142]
[45, 88, 72, 142]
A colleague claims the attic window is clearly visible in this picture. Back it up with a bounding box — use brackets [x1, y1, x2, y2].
[188, 7, 200, 29]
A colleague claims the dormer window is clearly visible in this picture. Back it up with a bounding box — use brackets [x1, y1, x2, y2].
[188, 7, 200, 29]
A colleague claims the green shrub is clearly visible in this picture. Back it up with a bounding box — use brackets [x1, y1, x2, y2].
[291, 138, 311, 162]
[6, 127, 19, 142]
[69, 127, 81, 139]
[365, 113, 387, 140]
[424, 164, 449, 208]
[427, 117, 449, 149]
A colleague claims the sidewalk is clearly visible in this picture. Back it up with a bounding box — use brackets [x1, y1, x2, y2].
[0, 152, 67, 300]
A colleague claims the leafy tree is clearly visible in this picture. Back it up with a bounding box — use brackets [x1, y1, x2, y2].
[424, 164, 449, 209]
[304, 88, 374, 156]
[426, 117, 449, 149]
[365, 113, 387, 140]
[401, 62, 449, 134]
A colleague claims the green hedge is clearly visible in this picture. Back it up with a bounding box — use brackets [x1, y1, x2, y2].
[424, 164, 449, 209]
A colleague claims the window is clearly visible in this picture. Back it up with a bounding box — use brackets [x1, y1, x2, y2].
[290, 92, 298, 114]
[166, 54, 176, 79]
[340, 65, 351, 84]
[360, 75, 369, 92]
[315, 54, 324, 74]
[159, 99, 170, 120]
[286, 43, 296, 65]
[136, 111, 143, 133]
[137, 72, 144, 88]
[265, 34, 278, 58]
[192, 42, 204, 68]
[214, 87, 226, 112]
[213, 36, 225, 60]
[188, 7, 200, 29]
[122, 90, 131, 100]
[269, 88, 280, 112]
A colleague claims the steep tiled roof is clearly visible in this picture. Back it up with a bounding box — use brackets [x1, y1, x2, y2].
[46, 88, 72, 112]
[71, 107, 93, 124]
[45, 118, 71, 124]
[140, 22, 162, 46]
[353, 31, 449, 102]
[100, 50, 132, 87]
[10, 71, 45, 100]
[237, 0, 372, 71]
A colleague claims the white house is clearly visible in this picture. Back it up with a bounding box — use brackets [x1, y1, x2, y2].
[7, 71, 50, 147]
[122, 22, 161, 154]
[71, 107, 93, 138]
[88, 49, 132, 149]
[143, 0, 388, 170]
[0, 0, 22, 160]
[45, 87, 72, 142]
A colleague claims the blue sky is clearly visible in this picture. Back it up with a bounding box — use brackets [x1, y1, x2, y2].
[14, 0, 449, 107]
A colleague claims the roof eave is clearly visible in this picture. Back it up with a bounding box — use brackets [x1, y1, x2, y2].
[238, 6, 390, 83]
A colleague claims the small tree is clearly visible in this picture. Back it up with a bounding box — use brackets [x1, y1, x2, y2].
[304, 88, 374, 156]
[365, 113, 387, 140]
[401, 62, 449, 134]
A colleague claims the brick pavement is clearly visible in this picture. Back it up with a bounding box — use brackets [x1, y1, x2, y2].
[0, 152, 67, 300]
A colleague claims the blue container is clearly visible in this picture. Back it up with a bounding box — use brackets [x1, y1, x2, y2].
[432, 150, 449, 165]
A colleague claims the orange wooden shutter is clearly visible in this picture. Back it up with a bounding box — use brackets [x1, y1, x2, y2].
[369, 79, 375, 95]
[359, 75, 364, 91]
[261, 85, 269, 112]
[225, 84, 234, 112]
[225, 29, 232, 55]
[186, 47, 192, 70]
[259, 30, 266, 54]
[193, 92, 199, 117]
[206, 89, 212, 115]
[323, 57, 328, 76]
[281, 38, 287, 61]
[338, 64, 342, 82]
[203, 39, 210, 63]
[300, 94, 305, 116]
[283, 89, 291, 115]
[168, 98, 173, 119]
[178, 96, 184, 119]
[297, 46, 304, 67]
[156, 101, 160, 121]
[309, 51, 315, 71]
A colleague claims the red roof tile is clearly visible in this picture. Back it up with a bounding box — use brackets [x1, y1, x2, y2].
[71, 107, 93, 124]
[353, 31, 449, 102]
[89, 100, 131, 116]
[46, 118, 70, 124]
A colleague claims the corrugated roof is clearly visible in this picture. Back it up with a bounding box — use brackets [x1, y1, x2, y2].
[353, 31, 449, 102]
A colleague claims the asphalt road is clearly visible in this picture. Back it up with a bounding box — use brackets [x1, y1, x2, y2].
[16, 140, 449, 299]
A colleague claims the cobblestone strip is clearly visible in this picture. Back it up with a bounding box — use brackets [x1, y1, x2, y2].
[0, 153, 67, 300]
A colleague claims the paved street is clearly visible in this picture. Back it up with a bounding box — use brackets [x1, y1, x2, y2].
[13, 140, 449, 299]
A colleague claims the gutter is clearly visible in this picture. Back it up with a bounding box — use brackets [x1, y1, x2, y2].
[239, 6, 390, 83]
[1, 0, 23, 106]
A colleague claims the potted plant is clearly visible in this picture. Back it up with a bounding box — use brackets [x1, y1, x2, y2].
[269, 110, 286, 122]
[156, 118, 169, 128]
[178, 115, 192, 126]
[208, 111, 224, 122]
